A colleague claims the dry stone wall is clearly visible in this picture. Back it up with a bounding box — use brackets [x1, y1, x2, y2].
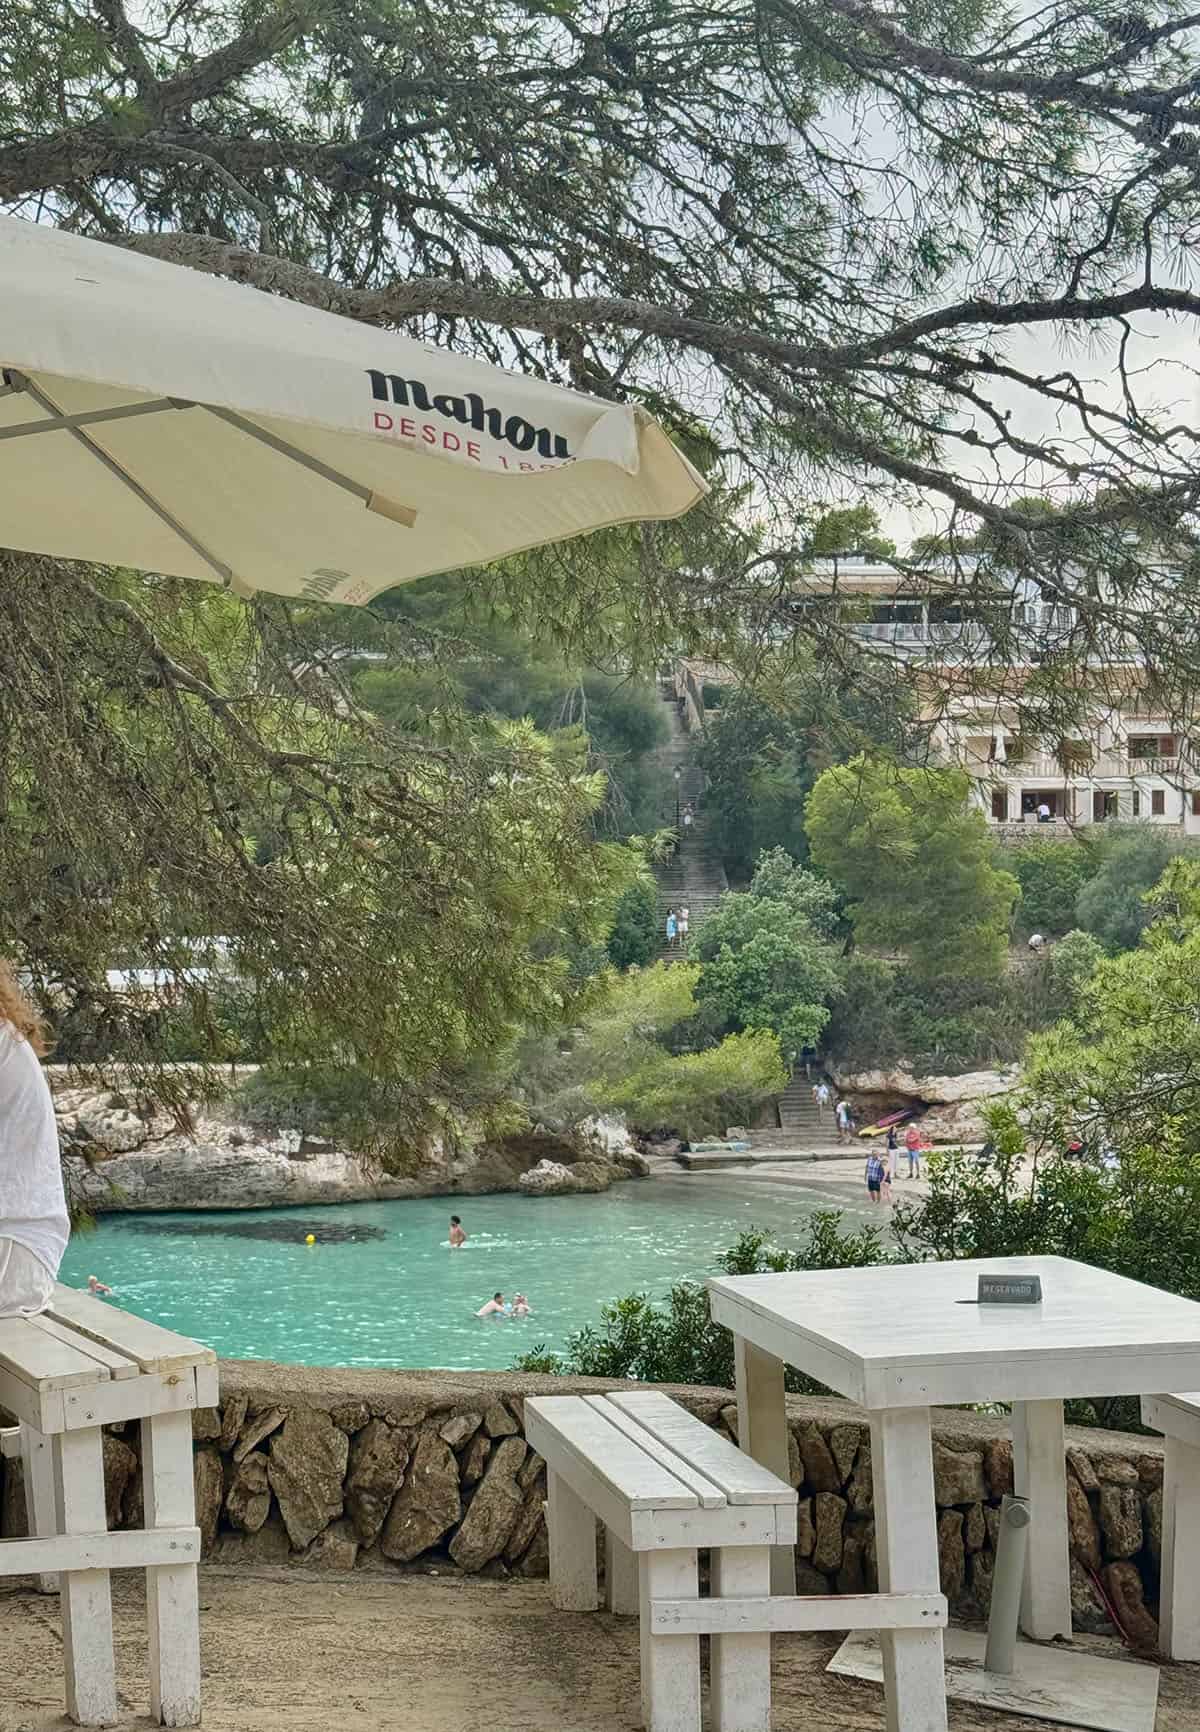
[0, 1363, 1167, 1643]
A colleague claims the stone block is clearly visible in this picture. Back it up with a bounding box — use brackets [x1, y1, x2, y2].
[847, 1440, 873, 1514]
[503, 1470, 546, 1564]
[1143, 1486, 1162, 1568]
[194, 1446, 224, 1555]
[219, 1393, 249, 1452]
[192, 1407, 222, 1443]
[297, 1518, 359, 1572]
[330, 1400, 372, 1435]
[984, 1437, 1014, 1497]
[440, 1411, 482, 1450]
[268, 1406, 349, 1550]
[225, 1450, 271, 1535]
[937, 1509, 966, 1602]
[380, 1429, 461, 1561]
[462, 1432, 491, 1487]
[795, 1561, 833, 1595]
[1102, 1560, 1158, 1652]
[932, 1443, 986, 1506]
[102, 1432, 137, 1529]
[837, 1533, 866, 1595]
[795, 1496, 815, 1560]
[1070, 1556, 1114, 1635]
[483, 1401, 520, 1439]
[796, 1424, 840, 1493]
[234, 1405, 286, 1463]
[1095, 1455, 1139, 1486]
[1067, 1473, 1102, 1573]
[346, 1419, 410, 1547]
[812, 1491, 846, 1573]
[1, 1455, 27, 1538]
[517, 1525, 549, 1577]
[1098, 1484, 1142, 1559]
[963, 1502, 987, 1553]
[830, 1424, 863, 1485]
[449, 1436, 527, 1570]
[1067, 1448, 1099, 1492]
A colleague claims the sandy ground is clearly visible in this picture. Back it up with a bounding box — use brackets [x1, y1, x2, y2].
[1, 1569, 1194, 1732]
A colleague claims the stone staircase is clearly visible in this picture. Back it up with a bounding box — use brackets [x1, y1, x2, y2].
[652, 689, 728, 959]
[778, 1072, 827, 1133]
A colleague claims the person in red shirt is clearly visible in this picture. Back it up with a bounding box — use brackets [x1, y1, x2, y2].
[904, 1122, 923, 1179]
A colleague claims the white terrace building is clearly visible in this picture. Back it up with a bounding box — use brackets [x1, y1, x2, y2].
[798, 552, 1200, 838]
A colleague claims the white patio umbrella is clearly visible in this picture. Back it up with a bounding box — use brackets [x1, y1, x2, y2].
[0, 216, 706, 604]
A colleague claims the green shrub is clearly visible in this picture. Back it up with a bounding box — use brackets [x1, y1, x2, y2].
[608, 1029, 788, 1138]
[1010, 841, 1094, 935]
[605, 880, 660, 971]
[232, 1065, 424, 1170]
[1075, 826, 1199, 951]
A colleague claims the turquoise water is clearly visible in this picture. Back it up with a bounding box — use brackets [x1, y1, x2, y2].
[57, 1176, 871, 1371]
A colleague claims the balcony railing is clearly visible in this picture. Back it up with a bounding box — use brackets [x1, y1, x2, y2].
[1118, 755, 1180, 777]
[980, 754, 1184, 782]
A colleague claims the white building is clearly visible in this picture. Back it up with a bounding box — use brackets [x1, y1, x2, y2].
[796, 552, 1200, 837]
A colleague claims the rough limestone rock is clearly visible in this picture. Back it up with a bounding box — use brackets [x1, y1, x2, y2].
[830, 1425, 863, 1485]
[103, 1433, 137, 1529]
[516, 1158, 610, 1196]
[234, 1406, 286, 1463]
[787, 1429, 802, 1490]
[795, 1561, 833, 1596]
[518, 1450, 544, 1491]
[483, 1402, 520, 1440]
[1098, 1484, 1142, 1559]
[225, 1451, 271, 1535]
[193, 1447, 225, 1554]
[932, 1444, 986, 1506]
[1103, 1561, 1159, 1651]
[795, 1497, 815, 1560]
[847, 1442, 873, 1514]
[812, 1492, 846, 1573]
[969, 1547, 995, 1613]
[1144, 1487, 1163, 1568]
[517, 1526, 549, 1578]
[331, 1400, 372, 1435]
[213, 1513, 292, 1568]
[1067, 1449, 1100, 1492]
[440, 1412, 481, 1450]
[503, 1471, 547, 1564]
[937, 1510, 966, 1602]
[1070, 1557, 1114, 1635]
[837, 1533, 866, 1595]
[380, 1430, 461, 1561]
[1095, 1455, 1138, 1486]
[963, 1503, 987, 1553]
[123, 1466, 145, 1530]
[984, 1438, 1014, 1498]
[1, 1456, 27, 1539]
[298, 1519, 360, 1572]
[450, 1437, 528, 1570]
[219, 1393, 249, 1451]
[268, 1407, 349, 1550]
[834, 1066, 1016, 1105]
[461, 1433, 491, 1486]
[346, 1419, 411, 1547]
[1066, 1475, 1102, 1573]
[192, 1406, 222, 1443]
[796, 1424, 841, 1493]
[1136, 1454, 1164, 1489]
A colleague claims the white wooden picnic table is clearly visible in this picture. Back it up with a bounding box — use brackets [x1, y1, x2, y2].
[709, 1254, 1200, 1732]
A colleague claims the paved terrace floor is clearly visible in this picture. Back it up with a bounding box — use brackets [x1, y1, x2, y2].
[2, 1569, 1195, 1732]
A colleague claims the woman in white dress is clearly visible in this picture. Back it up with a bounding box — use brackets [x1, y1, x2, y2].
[0, 962, 68, 1317]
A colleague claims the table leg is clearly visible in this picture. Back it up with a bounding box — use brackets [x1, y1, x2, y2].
[142, 1411, 202, 1726]
[52, 1427, 117, 1726]
[733, 1335, 795, 1593]
[1160, 1433, 1200, 1661]
[605, 1527, 639, 1616]
[19, 1422, 61, 1593]
[870, 1407, 947, 1732]
[1011, 1399, 1071, 1640]
[710, 1544, 771, 1732]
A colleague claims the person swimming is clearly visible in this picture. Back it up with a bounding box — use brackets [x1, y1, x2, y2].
[86, 1275, 113, 1296]
[448, 1215, 467, 1250]
[512, 1293, 532, 1318]
[476, 1292, 506, 1318]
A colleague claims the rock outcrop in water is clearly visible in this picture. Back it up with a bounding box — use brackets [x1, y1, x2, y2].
[54, 1079, 647, 1214]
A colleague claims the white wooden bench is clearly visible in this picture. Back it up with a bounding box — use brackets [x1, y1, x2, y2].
[1141, 1391, 1200, 1661]
[0, 1283, 217, 1727]
[527, 1391, 949, 1732]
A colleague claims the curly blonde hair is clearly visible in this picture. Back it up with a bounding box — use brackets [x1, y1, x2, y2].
[0, 960, 50, 1056]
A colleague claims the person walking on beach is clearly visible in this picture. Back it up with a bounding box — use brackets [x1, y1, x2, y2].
[448, 1215, 467, 1250]
[665, 908, 677, 949]
[865, 1150, 887, 1205]
[835, 1097, 854, 1145]
[885, 1124, 899, 1181]
[0, 962, 68, 1318]
[812, 1078, 832, 1124]
[904, 1121, 923, 1179]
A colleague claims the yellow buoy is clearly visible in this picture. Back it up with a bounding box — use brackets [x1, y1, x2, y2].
[305, 1234, 316, 1245]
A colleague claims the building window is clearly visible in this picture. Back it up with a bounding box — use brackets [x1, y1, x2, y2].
[1191, 791, 1200, 818]
[991, 789, 1007, 822]
[1093, 791, 1117, 822]
[1132, 791, 1141, 817]
[1152, 789, 1166, 816]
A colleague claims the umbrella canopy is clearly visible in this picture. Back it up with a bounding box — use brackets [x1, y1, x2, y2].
[0, 217, 706, 604]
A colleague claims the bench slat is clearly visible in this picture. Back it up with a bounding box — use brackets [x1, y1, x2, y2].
[1143, 1392, 1200, 1449]
[583, 1397, 725, 1509]
[606, 1391, 795, 1506]
[0, 1316, 110, 1391]
[50, 1285, 215, 1373]
[30, 1315, 139, 1380]
[525, 1397, 698, 1511]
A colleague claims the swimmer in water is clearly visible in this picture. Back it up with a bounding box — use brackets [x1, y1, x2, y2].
[86, 1275, 113, 1296]
[512, 1293, 532, 1318]
[476, 1292, 506, 1318]
[448, 1215, 467, 1250]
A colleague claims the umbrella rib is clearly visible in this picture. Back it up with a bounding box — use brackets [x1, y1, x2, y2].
[8, 372, 236, 588]
[0, 396, 184, 442]
[202, 405, 417, 529]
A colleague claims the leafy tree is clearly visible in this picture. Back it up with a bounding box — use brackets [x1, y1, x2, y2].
[806, 758, 1019, 984]
[607, 1030, 788, 1140]
[1074, 826, 1198, 952]
[1030, 929, 1105, 1024]
[748, 848, 842, 939]
[1010, 841, 1095, 936]
[605, 881, 661, 971]
[688, 872, 843, 1062]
